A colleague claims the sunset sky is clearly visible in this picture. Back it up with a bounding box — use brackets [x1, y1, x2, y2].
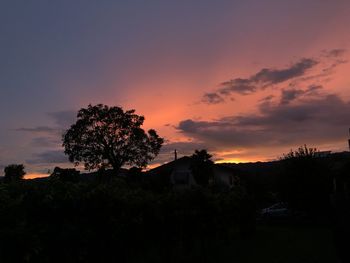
[1, 0, 350, 177]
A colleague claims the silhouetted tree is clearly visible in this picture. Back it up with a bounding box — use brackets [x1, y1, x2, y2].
[4, 164, 25, 181]
[63, 104, 164, 171]
[191, 149, 214, 186]
[279, 145, 332, 212]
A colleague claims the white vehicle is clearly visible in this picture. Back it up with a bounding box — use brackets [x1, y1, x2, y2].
[260, 202, 290, 219]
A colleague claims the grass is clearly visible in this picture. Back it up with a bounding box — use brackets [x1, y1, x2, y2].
[215, 225, 339, 263]
[136, 224, 339, 263]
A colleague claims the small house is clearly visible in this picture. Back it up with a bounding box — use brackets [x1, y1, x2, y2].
[147, 156, 239, 190]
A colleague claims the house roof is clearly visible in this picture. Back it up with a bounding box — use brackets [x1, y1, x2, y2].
[146, 156, 192, 176]
[147, 156, 239, 176]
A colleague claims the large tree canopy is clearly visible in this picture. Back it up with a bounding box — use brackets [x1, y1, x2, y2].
[63, 104, 164, 171]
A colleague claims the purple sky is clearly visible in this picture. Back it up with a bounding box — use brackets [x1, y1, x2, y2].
[1, 0, 350, 177]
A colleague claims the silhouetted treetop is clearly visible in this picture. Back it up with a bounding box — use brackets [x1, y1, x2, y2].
[191, 149, 214, 186]
[281, 144, 318, 160]
[192, 149, 213, 164]
[4, 164, 25, 181]
[279, 145, 331, 212]
[63, 104, 164, 171]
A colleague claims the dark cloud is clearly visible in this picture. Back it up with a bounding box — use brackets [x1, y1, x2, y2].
[202, 92, 225, 104]
[203, 58, 318, 102]
[220, 78, 257, 95]
[251, 58, 317, 85]
[260, 95, 274, 102]
[202, 49, 347, 104]
[322, 49, 347, 58]
[178, 93, 350, 149]
[177, 119, 268, 148]
[306, 84, 323, 94]
[26, 150, 68, 165]
[279, 85, 323, 105]
[280, 89, 305, 105]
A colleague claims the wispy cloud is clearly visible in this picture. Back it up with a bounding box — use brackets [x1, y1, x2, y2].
[16, 110, 76, 135]
[30, 137, 61, 148]
[202, 92, 225, 104]
[47, 110, 76, 128]
[202, 49, 347, 104]
[26, 150, 68, 165]
[16, 126, 59, 134]
[16, 110, 77, 167]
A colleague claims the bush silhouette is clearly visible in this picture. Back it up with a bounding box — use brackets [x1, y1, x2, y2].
[279, 145, 332, 212]
[0, 178, 254, 262]
[4, 164, 25, 182]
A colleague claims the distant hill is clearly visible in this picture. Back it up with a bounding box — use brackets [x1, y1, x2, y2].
[220, 151, 350, 174]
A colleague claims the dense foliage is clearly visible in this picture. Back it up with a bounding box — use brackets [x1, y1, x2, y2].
[1, 145, 345, 261]
[0, 178, 254, 262]
[63, 104, 164, 171]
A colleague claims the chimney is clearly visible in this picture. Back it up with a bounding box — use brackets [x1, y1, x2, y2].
[174, 149, 177, 161]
